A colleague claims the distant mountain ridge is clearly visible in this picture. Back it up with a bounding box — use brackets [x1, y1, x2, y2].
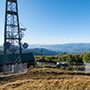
[23, 48, 60, 55]
[29, 43, 90, 54]
[0, 46, 60, 56]
[0, 43, 90, 55]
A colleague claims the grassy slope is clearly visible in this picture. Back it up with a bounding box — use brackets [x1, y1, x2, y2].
[0, 68, 90, 90]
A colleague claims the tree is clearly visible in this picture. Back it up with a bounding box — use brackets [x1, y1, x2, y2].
[73, 54, 83, 64]
[66, 55, 72, 65]
[83, 52, 90, 64]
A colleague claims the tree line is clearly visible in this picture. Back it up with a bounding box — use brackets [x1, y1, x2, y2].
[35, 52, 90, 65]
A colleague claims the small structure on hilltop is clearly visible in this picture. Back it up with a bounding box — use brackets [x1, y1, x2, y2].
[0, 53, 35, 73]
[57, 61, 69, 68]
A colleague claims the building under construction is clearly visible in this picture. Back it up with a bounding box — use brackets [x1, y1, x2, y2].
[0, 0, 35, 73]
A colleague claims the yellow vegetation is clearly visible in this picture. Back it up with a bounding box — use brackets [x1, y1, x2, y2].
[0, 68, 90, 90]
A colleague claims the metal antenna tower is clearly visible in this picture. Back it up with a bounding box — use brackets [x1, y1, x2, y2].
[3, 0, 22, 73]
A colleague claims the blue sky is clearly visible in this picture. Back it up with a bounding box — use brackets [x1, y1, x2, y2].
[0, 0, 90, 45]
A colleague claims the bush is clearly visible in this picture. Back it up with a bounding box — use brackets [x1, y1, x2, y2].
[83, 52, 90, 64]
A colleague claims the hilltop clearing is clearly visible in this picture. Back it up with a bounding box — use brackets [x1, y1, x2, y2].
[0, 68, 90, 90]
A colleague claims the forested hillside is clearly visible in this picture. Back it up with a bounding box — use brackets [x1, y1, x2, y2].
[35, 52, 90, 64]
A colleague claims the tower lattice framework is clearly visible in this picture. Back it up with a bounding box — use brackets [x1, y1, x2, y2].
[3, 0, 22, 66]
